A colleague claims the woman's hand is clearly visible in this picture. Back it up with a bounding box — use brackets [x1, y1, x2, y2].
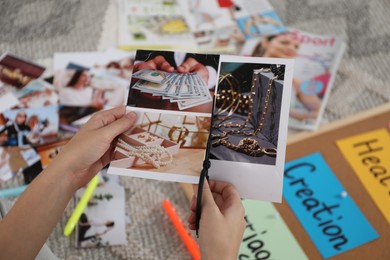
[50, 106, 137, 190]
[188, 180, 246, 260]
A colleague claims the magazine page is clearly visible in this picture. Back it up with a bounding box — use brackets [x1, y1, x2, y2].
[117, 0, 286, 54]
[241, 29, 346, 131]
[118, 0, 197, 51]
[108, 49, 294, 201]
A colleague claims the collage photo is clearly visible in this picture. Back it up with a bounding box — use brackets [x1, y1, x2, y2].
[109, 50, 294, 201]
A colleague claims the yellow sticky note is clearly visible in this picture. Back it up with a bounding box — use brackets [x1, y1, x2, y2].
[337, 128, 390, 224]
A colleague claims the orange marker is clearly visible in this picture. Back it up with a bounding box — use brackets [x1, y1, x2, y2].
[162, 199, 200, 260]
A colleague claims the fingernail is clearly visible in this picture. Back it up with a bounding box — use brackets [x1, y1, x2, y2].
[125, 111, 137, 120]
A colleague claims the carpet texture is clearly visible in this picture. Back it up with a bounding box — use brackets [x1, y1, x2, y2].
[1, 0, 389, 259]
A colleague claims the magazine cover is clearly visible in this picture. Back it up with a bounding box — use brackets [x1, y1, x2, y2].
[241, 29, 346, 131]
[108, 49, 294, 201]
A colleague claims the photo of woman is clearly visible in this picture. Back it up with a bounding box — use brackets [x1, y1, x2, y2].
[56, 70, 106, 108]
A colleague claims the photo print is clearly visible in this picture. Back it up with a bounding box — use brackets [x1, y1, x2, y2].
[14, 79, 58, 109]
[127, 49, 219, 113]
[53, 50, 134, 109]
[75, 185, 127, 248]
[108, 108, 210, 183]
[109, 50, 294, 201]
[0, 145, 43, 187]
[210, 61, 284, 166]
[0, 53, 45, 89]
[208, 55, 293, 201]
[1, 105, 59, 147]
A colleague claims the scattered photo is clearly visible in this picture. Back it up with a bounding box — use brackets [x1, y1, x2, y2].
[108, 108, 210, 183]
[59, 106, 100, 133]
[128, 50, 219, 113]
[0, 86, 19, 113]
[75, 185, 127, 248]
[0, 147, 12, 182]
[1, 105, 59, 147]
[53, 50, 134, 108]
[0, 145, 43, 186]
[15, 79, 58, 108]
[0, 53, 45, 89]
[36, 138, 70, 168]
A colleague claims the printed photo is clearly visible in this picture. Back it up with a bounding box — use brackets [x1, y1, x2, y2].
[0, 145, 43, 186]
[15, 79, 58, 109]
[0, 147, 12, 182]
[0, 53, 45, 89]
[127, 50, 219, 113]
[53, 50, 134, 108]
[208, 55, 293, 202]
[36, 138, 70, 168]
[1, 105, 59, 147]
[0, 86, 19, 113]
[59, 106, 101, 133]
[210, 61, 284, 166]
[75, 185, 127, 248]
[108, 108, 210, 183]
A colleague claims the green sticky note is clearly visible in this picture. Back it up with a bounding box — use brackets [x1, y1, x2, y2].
[239, 200, 307, 260]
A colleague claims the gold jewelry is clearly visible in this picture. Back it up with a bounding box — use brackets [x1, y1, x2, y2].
[212, 137, 277, 157]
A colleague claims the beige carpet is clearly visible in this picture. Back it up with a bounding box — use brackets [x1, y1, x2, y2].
[1, 0, 389, 259]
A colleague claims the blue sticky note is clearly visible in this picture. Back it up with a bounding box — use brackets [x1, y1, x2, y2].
[283, 152, 378, 259]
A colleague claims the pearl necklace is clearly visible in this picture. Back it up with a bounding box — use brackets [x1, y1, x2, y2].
[117, 138, 173, 168]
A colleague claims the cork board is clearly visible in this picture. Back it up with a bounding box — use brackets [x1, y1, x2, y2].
[180, 103, 390, 259]
[275, 103, 390, 259]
